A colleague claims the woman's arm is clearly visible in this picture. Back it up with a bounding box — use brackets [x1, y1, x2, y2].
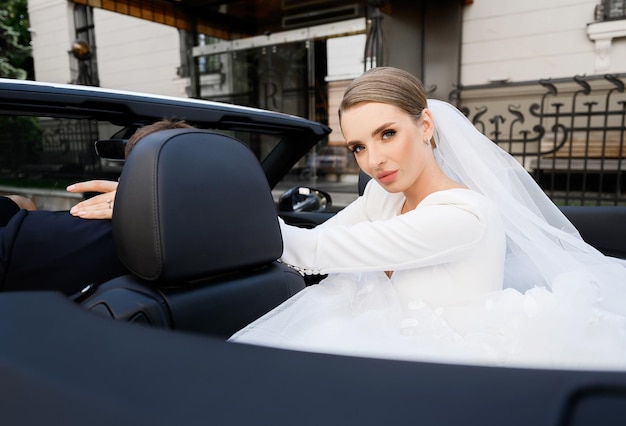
[279, 196, 486, 275]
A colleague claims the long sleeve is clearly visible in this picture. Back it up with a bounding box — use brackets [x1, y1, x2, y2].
[279, 184, 489, 275]
[0, 196, 20, 227]
[1, 210, 129, 295]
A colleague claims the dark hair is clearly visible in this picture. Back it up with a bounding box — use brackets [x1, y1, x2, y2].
[125, 119, 193, 158]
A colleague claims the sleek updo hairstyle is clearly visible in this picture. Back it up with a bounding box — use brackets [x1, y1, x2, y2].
[338, 67, 428, 123]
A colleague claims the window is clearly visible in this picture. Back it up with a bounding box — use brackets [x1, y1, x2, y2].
[596, 0, 626, 21]
[198, 34, 223, 75]
[71, 5, 99, 86]
[0, 114, 124, 193]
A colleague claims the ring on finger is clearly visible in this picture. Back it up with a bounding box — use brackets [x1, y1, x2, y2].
[106, 199, 112, 209]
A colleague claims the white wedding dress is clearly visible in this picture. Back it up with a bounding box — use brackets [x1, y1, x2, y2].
[230, 100, 626, 370]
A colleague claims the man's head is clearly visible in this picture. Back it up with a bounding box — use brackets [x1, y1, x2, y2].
[125, 119, 193, 158]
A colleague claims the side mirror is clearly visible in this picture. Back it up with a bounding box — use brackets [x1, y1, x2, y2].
[278, 186, 332, 213]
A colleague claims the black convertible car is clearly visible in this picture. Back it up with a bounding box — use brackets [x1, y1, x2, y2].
[0, 78, 625, 426]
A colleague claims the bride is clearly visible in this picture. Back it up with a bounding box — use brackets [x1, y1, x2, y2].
[230, 67, 626, 370]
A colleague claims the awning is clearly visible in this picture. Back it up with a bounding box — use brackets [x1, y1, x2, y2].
[69, 0, 368, 40]
[69, 0, 473, 39]
[70, 0, 250, 40]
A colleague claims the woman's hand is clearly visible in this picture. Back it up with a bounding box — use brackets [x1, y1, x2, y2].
[67, 180, 119, 219]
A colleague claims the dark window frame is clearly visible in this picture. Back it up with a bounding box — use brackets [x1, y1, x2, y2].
[71, 4, 100, 86]
[596, 0, 626, 21]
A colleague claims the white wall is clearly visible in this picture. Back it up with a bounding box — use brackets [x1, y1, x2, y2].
[93, 9, 183, 97]
[28, 0, 74, 83]
[27, 1, 184, 97]
[326, 34, 365, 81]
[325, 34, 365, 144]
[461, 0, 626, 85]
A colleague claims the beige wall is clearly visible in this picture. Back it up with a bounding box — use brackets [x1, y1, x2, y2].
[28, 0, 74, 84]
[327, 80, 350, 144]
[461, 0, 626, 86]
[94, 9, 184, 97]
[326, 34, 364, 144]
[28, 1, 184, 97]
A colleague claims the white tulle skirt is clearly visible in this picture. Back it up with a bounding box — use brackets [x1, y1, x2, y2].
[230, 268, 626, 371]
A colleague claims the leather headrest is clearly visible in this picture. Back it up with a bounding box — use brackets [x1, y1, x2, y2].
[358, 170, 371, 196]
[113, 129, 283, 282]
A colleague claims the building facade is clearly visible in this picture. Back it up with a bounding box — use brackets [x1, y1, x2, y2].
[24, 0, 626, 205]
[28, 0, 185, 97]
[462, 0, 626, 85]
[27, 1, 626, 103]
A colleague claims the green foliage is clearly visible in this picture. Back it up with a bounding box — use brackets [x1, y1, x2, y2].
[0, 0, 32, 79]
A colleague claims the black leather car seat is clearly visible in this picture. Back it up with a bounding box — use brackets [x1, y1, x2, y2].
[358, 170, 370, 197]
[79, 129, 306, 337]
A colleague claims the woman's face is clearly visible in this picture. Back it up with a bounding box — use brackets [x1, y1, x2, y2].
[341, 102, 434, 195]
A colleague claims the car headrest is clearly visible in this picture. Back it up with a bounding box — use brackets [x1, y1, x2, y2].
[113, 129, 283, 282]
[358, 170, 371, 196]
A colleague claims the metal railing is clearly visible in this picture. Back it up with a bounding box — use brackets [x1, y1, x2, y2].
[455, 74, 626, 206]
[0, 117, 102, 185]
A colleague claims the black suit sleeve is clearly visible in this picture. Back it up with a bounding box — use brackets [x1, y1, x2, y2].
[0, 210, 130, 295]
[0, 197, 20, 227]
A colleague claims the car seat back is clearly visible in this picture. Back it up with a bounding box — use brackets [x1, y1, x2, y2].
[80, 129, 305, 337]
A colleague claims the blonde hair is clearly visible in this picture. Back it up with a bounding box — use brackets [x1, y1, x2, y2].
[339, 67, 428, 121]
[339, 67, 434, 146]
